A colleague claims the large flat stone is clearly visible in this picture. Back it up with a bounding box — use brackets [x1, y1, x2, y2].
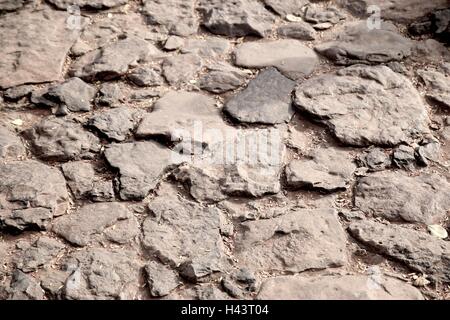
[0, 8, 84, 88]
[234, 40, 318, 79]
[294, 65, 430, 146]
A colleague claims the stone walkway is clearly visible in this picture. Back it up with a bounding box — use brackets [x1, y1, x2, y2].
[0, 0, 449, 300]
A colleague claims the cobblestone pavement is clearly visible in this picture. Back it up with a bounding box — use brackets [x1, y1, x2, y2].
[0, 0, 449, 300]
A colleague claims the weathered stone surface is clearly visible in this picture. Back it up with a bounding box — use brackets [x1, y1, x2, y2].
[355, 171, 450, 224]
[164, 36, 184, 50]
[52, 202, 130, 246]
[173, 128, 286, 203]
[45, 78, 97, 114]
[345, 0, 449, 24]
[7, 270, 44, 300]
[415, 138, 441, 166]
[63, 247, 141, 299]
[162, 54, 202, 85]
[258, 275, 424, 300]
[198, 0, 275, 37]
[304, 6, 346, 25]
[88, 107, 138, 142]
[315, 22, 413, 65]
[136, 91, 227, 152]
[294, 65, 430, 146]
[143, 184, 226, 278]
[357, 148, 391, 171]
[181, 38, 230, 58]
[263, 0, 307, 16]
[392, 145, 416, 170]
[224, 68, 296, 124]
[3, 85, 33, 101]
[277, 22, 317, 40]
[16, 237, 64, 273]
[145, 261, 181, 297]
[96, 83, 124, 108]
[0, 0, 30, 12]
[142, 0, 198, 36]
[0, 9, 84, 88]
[234, 40, 318, 79]
[199, 63, 248, 94]
[104, 141, 175, 200]
[24, 118, 101, 161]
[235, 208, 347, 272]
[103, 215, 139, 244]
[418, 68, 450, 109]
[62, 161, 95, 199]
[128, 67, 164, 87]
[0, 126, 26, 160]
[70, 36, 162, 81]
[286, 148, 356, 192]
[48, 0, 128, 9]
[0, 160, 68, 231]
[349, 220, 450, 282]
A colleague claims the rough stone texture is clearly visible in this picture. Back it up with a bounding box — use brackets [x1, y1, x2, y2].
[70, 36, 162, 81]
[0, 0, 30, 12]
[142, 184, 226, 278]
[355, 171, 450, 224]
[345, 0, 449, 24]
[234, 40, 319, 79]
[315, 22, 413, 65]
[258, 275, 424, 300]
[104, 141, 175, 200]
[88, 107, 138, 142]
[392, 145, 416, 170]
[198, 0, 276, 37]
[16, 237, 64, 273]
[357, 148, 391, 171]
[0, 126, 26, 161]
[173, 128, 286, 203]
[304, 6, 346, 25]
[142, 0, 198, 36]
[199, 63, 248, 94]
[7, 270, 45, 300]
[61, 161, 95, 199]
[52, 202, 131, 246]
[235, 208, 347, 272]
[181, 38, 230, 58]
[48, 0, 128, 9]
[24, 118, 101, 161]
[145, 261, 181, 297]
[0, 160, 69, 231]
[96, 83, 124, 108]
[224, 68, 296, 124]
[294, 65, 430, 146]
[128, 67, 164, 87]
[0, 8, 84, 89]
[136, 91, 228, 153]
[277, 22, 317, 40]
[263, 0, 307, 16]
[162, 54, 203, 85]
[45, 78, 97, 114]
[349, 220, 450, 283]
[418, 68, 450, 109]
[286, 148, 356, 192]
[62, 247, 141, 299]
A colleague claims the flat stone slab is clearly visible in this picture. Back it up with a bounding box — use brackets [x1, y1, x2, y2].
[0, 8, 84, 88]
[294, 65, 430, 146]
[0, 160, 69, 231]
[349, 220, 450, 283]
[104, 141, 175, 200]
[0, 126, 26, 161]
[143, 0, 198, 36]
[355, 171, 450, 224]
[286, 148, 356, 192]
[258, 275, 424, 300]
[315, 22, 412, 65]
[235, 208, 347, 272]
[224, 68, 296, 124]
[234, 40, 319, 79]
[142, 184, 226, 278]
[418, 68, 450, 109]
[198, 0, 275, 37]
